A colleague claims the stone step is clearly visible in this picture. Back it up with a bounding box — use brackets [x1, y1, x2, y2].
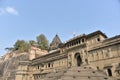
[60, 76, 90, 80]
[39, 66, 118, 80]
[61, 76, 116, 80]
[65, 71, 106, 77]
[46, 71, 64, 78]
[69, 66, 93, 70]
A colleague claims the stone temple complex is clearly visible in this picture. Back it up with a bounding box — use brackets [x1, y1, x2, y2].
[0, 30, 120, 80]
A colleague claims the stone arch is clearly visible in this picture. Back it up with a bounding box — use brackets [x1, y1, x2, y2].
[74, 53, 82, 66]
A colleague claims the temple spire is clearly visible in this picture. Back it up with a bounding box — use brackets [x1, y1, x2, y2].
[49, 34, 62, 50]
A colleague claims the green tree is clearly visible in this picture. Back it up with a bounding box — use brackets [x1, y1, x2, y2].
[29, 40, 36, 46]
[36, 34, 49, 50]
[14, 40, 30, 52]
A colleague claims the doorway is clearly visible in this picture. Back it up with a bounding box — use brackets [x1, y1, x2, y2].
[75, 53, 82, 66]
[107, 68, 112, 76]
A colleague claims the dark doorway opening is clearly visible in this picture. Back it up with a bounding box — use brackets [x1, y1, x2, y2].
[107, 68, 112, 76]
[75, 53, 82, 66]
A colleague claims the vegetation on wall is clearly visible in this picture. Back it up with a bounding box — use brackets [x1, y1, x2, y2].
[36, 34, 49, 50]
[5, 34, 49, 52]
[13, 40, 30, 52]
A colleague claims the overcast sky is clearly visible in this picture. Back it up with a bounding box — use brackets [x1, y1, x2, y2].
[0, 0, 120, 56]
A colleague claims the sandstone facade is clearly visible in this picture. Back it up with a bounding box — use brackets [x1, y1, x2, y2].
[23, 30, 120, 80]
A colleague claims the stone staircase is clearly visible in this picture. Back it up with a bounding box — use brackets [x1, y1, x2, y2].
[40, 68, 67, 80]
[60, 66, 117, 80]
[40, 66, 118, 80]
